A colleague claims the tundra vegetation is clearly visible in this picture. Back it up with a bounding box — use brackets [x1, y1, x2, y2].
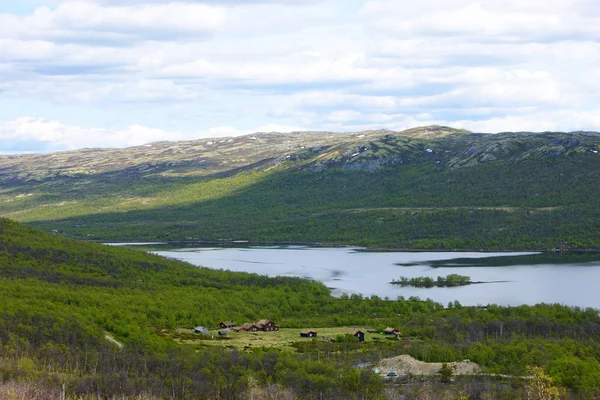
[2, 218, 600, 399]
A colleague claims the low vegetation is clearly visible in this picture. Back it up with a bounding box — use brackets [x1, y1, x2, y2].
[1, 218, 600, 398]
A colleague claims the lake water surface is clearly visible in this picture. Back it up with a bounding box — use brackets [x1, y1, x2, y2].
[147, 246, 600, 309]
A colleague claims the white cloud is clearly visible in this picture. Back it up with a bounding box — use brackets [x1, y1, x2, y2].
[158, 52, 374, 85]
[0, 117, 186, 151]
[83, 0, 320, 4]
[293, 91, 399, 111]
[0, 38, 58, 61]
[0, 1, 227, 42]
[2, 0, 600, 153]
[452, 109, 600, 133]
[361, 0, 600, 42]
[201, 124, 307, 138]
[0, 117, 308, 153]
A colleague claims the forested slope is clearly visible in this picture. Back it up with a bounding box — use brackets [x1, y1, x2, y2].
[1, 126, 599, 249]
[2, 127, 600, 249]
[2, 218, 600, 398]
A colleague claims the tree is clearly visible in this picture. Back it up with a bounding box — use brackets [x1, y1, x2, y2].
[438, 363, 454, 383]
[525, 366, 565, 400]
[547, 356, 600, 395]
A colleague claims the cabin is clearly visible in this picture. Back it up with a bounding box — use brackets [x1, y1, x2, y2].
[218, 329, 229, 336]
[383, 327, 401, 336]
[300, 330, 317, 338]
[353, 330, 365, 342]
[194, 326, 209, 334]
[236, 320, 280, 333]
[220, 321, 236, 329]
[256, 319, 280, 332]
[236, 323, 259, 332]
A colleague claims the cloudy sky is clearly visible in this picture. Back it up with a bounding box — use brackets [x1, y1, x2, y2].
[1, 0, 600, 153]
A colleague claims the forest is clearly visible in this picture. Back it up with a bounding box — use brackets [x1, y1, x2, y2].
[2, 217, 600, 399]
[2, 130, 600, 250]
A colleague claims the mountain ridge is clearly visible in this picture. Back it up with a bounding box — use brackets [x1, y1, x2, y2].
[0, 125, 469, 179]
[1, 126, 600, 249]
[1, 125, 599, 181]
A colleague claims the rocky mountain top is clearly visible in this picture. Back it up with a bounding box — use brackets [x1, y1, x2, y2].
[2, 126, 599, 183]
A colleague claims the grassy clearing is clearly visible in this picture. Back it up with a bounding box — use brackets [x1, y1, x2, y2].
[169, 327, 396, 351]
[5, 172, 265, 223]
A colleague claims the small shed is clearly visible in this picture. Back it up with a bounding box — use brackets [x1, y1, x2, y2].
[220, 321, 236, 329]
[383, 327, 401, 336]
[353, 330, 365, 342]
[300, 330, 317, 338]
[194, 326, 209, 334]
[218, 329, 229, 336]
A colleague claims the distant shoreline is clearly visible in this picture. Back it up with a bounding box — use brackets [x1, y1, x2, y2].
[96, 239, 600, 253]
[389, 280, 511, 288]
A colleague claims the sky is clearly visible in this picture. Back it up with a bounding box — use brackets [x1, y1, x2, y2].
[1, 0, 600, 153]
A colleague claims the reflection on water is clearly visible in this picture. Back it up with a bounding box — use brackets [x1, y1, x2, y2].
[130, 244, 600, 309]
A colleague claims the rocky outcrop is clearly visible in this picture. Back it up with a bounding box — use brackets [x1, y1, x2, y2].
[2, 127, 600, 183]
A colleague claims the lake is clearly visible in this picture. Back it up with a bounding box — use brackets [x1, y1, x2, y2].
[142, 245, 600, 309]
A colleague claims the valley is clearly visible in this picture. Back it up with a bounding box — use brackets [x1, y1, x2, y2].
[2, 127, 600, 398]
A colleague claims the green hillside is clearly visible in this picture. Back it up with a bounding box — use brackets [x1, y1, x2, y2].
[3, 218, 600, 398]
[2, 126, 600, 249]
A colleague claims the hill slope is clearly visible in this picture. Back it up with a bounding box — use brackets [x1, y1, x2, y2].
[1, 126, 600, 249]
[3, 219, 600, 398]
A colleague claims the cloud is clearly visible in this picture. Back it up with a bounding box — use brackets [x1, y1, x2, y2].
[303, 108, 600, 135]
[452, 109, 600, 133]
[201, 124, 308, 138]
[0, 117, 308, 153]
[0, 1, 227, 43]
[158, 53, 374, 86]
[71, 0, 320, 4]
[0, 117, 186, 152]
[361, 0, 600, 42]
[2, 0, 600, 154]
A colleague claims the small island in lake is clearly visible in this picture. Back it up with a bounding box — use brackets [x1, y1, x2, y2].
[391, 274, 474, 288]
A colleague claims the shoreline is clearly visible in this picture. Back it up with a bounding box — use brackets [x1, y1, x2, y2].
[96, 239, 600, 253]
[389, 280, 512, 288]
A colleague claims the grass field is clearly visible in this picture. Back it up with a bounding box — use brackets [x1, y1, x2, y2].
[168, 327, 398, 351]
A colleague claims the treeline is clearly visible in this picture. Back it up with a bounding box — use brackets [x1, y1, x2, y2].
[391, 274, 472, 287]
